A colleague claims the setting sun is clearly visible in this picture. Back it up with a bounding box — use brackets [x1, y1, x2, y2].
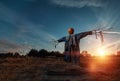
[97, 48, 106, 56]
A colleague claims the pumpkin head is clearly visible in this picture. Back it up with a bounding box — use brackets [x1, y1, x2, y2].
[68, 28, 74, 34]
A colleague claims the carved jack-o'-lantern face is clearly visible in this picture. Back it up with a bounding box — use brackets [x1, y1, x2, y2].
[68, 28, 74, 34]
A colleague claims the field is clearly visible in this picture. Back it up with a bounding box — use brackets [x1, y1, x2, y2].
[0, 56, 120, 81]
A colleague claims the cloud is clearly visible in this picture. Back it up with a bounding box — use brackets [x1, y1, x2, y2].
[87, 0, 120, 32]
[0, 39, 31, 54]
[1, 40, 33, 55]
[0, 40, 22, 49]
[0, 2, 57, 53]
[51, 0, 105, 8]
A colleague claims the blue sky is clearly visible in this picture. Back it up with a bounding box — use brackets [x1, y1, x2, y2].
[0, 0, 120, 54]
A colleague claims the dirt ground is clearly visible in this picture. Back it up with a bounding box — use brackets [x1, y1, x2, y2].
[0, 56, 120, 81]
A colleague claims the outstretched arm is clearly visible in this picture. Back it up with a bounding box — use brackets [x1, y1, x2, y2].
[76, 31, 92, 40]
[57, 36, 66, 42]
[51, 37, 66, 48]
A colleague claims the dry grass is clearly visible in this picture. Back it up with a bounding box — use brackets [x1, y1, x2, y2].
[0, 56, 120, 81]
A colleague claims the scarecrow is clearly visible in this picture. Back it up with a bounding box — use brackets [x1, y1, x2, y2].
[56, 28, 93, 63]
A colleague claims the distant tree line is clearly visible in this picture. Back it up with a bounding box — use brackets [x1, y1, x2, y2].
[0, 52, 20, 58]
[0, 49, 120, 58]
[27, 49, 64, 57]
[0, 49, 64, 58]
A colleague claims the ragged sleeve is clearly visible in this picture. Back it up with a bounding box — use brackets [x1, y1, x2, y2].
[75, 31, 92, 40]
[57, 36, 66, 42]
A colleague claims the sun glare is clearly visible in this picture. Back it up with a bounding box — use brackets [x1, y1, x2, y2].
[97, 48, 106, 57]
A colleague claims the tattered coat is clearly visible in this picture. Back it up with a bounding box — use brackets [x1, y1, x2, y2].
[57, 31, 92, 63]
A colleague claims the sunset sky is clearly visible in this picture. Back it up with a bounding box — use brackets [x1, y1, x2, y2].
[0, 0, 120, 55]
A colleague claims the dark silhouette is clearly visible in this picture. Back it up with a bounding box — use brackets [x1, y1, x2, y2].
[14, 52, 20, 57]
[57, 28, 93, 63]
[81, 50, 91, 57]
[27, 49, 39, 57]
[27, 49, 63, 57]
[39, 49, 49, 57]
